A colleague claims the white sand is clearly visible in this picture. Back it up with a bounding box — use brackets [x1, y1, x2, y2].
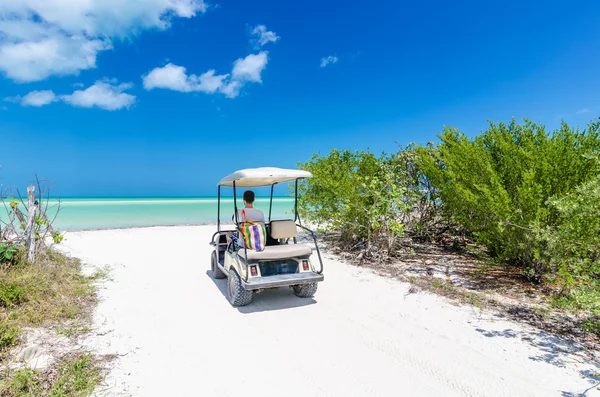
[59, 225, 600, 397]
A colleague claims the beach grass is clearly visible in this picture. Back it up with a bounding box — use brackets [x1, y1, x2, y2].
[0, 247, 99, 357]
[0, 245, 107, 396]
[0, 353, 104, 397]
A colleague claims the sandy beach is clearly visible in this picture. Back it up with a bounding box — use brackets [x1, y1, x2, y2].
[58, 225, 599, 397]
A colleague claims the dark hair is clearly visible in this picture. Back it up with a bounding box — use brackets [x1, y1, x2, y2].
[243, 190, 255, 204]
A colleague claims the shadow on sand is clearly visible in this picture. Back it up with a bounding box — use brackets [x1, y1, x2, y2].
[475, 327, 600, 395]
[205, 270, 317, 313]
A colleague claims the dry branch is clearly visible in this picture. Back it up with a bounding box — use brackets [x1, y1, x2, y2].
[13, 205, 27, 226]
[1, 176, 63, 259]
[24, 185, 37, 262]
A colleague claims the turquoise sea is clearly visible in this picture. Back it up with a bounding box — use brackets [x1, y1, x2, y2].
[1, 197, 296, 231]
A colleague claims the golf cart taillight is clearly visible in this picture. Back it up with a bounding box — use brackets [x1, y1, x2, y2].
[250, 266, 257, 276]
[302, 260, 309, 271]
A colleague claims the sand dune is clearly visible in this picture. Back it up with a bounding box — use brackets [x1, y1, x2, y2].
[59, 226, 600, 397]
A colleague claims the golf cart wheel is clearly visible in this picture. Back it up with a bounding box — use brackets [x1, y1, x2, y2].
[293, 282, 318, 298]
[211, 251, 226, 279]
[227, 269, 253, 307]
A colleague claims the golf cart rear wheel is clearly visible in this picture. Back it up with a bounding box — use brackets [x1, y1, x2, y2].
[211, 251, 226, 279]
[293, 282, 318, 298]
[228, 269, 253, 307]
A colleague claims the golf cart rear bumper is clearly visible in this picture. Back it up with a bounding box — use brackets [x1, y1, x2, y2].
[242, 272, 324, 290]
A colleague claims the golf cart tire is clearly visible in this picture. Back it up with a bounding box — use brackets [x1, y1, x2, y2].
[228, 269, 253, 307]
[211, 251, 226, 279]
[293, 282, 318, 298]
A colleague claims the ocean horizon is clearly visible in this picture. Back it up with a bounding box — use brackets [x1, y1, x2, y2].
[0, 196, 296, 231]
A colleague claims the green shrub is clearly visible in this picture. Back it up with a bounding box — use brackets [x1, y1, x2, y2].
[0, 321, 20, 351]
[539, 166, 600, 311]
[0, 282, 24, 307]
[296, 146, 439, 256]
[417, 118, 600, 279]
[0, 243, 21, 266]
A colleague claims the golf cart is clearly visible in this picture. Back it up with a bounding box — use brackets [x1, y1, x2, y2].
[209, 167, 324, 307]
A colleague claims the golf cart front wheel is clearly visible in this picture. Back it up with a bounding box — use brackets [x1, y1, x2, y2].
[211, 251, 226, 279]
[293, 283, 318, 298]
[227, 270, 253, 307]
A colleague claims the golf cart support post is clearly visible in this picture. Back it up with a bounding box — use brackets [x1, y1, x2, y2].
[210, 167, 324, 285]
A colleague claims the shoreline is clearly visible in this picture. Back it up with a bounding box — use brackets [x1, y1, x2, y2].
[60, 222, 221, 233]
[59, 217, 304, 233]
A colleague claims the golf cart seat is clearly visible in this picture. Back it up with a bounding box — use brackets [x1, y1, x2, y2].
[243, 220, 312, 260]
[242, 244, 313, 261]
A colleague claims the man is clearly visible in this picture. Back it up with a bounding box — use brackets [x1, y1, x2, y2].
[232, 190, 265, 224]
[227, 190, 265, 248]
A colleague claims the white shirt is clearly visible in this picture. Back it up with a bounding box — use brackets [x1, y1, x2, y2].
[232, 207, 265, 224]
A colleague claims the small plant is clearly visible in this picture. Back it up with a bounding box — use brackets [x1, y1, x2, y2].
[532, 305, 551, 319]
[51, 231, 64, 244]
[582, 319, 600, 337]
[0, 368, 41, 397]
[55, 325, 75, 338]
[0, 354, 104, 397]
[430, 278, 456, 293]
[88, 266, 110, 282]
[465, 292, 484, 309]
[432, 279, 444, 288]
[56, 324, 90, 339]
[0, 244, 20, 265]
[2, 176, 64, 263]
[49, 353, 102, 397]
[0, 282, 24, 307]
[34, 215, 47, 226]
[0, 321, 20, 351]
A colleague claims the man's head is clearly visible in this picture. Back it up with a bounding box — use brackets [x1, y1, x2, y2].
[243, 190, 255, 207]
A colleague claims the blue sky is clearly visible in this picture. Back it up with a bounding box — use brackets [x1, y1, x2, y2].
[1, 0, 599, 196]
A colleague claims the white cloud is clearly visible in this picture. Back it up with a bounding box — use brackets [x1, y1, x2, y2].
[61, 81, 136, 110]
[231, 52, 268, 83]
[5, 80, 135, 110]
[102, 77, 120, 84]
[0, 37, 110, 82]
[0, 0, 207, 82]
[143, 51, 269, 98]
[143, 63, 228, 93]
[320, 55, 339, 68]
[3, 96, 20, 104]
[21, 90, 57, 107]
[218, 81, 242, 99]
[576, 108, 591, 115]
[142, 22, 277, 99]
[251, 25, 279, 47]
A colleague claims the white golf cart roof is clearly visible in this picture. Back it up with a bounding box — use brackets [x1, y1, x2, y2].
[218, 167, 313, 187]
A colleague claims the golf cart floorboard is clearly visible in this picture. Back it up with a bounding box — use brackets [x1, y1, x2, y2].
[242, 272, 324, 290]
